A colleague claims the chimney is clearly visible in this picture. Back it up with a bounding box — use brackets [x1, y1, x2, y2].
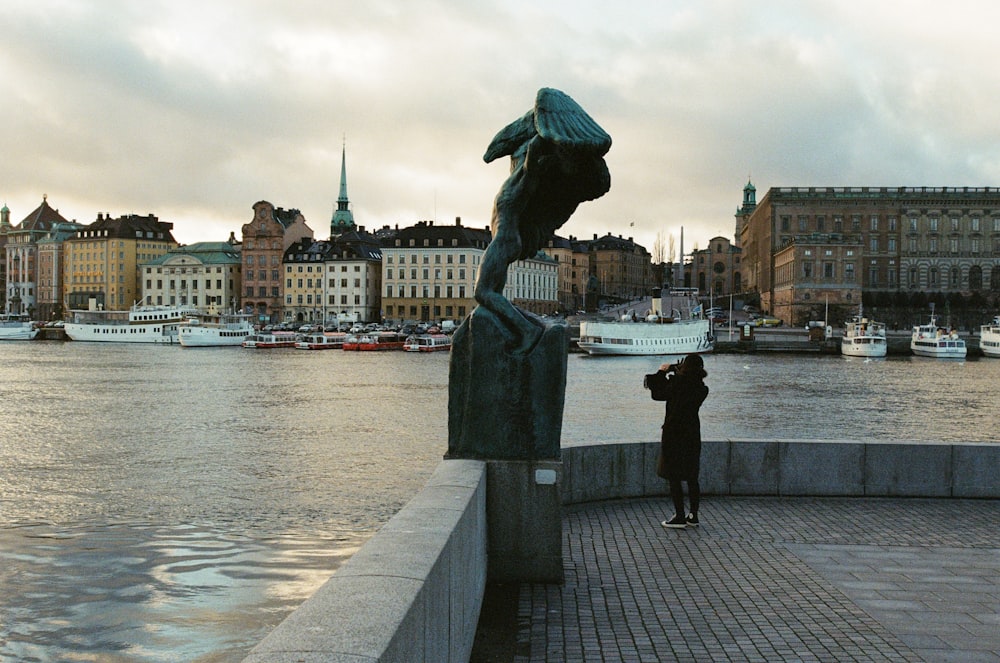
[455, 216, 462, 226]
[228, 231, 237, 245]
[593, 233, 598, 240]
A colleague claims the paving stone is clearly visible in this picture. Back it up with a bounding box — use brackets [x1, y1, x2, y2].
[492, 496, 1000, 663]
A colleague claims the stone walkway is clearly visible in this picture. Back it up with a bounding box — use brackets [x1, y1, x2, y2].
[509, 496, 1000, 662]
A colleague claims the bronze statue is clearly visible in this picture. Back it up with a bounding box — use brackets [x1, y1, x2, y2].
[448, 88, 611, 461]
[476, 87, 612, 353]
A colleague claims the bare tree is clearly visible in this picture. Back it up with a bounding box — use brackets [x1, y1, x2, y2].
[652, 231, 667, 264]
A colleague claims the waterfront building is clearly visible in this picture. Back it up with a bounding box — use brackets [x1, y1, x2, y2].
[740, 185, 1000, 325]
[0, 204, 10, 311]
[381, 218, 561, 324]
[3, 196, 72, 316]
[141, 235, 242, 311]
[63, 212, 176, 312]
[282, 230, 382, 326]
[687, 236, 743, 297]
[545, 234, 591, 313]
[588, 233, 653, 305]
[381, 218, 490, 324]
[36, 220, 85, 321]
[241, 201, 314, 325]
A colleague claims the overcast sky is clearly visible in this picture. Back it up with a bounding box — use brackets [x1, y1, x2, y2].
[3, 0, 1000, 256]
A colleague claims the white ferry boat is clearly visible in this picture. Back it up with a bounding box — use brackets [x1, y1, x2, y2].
[296, 332, 348, 350]
[403, 333, 452, 352]
[64, 304, 195, 344]
[179, 312, 255, 347]
[577, 288, 714, 356]
[910, 314, 966, 359]
[242, 331, 298, 349]
[979, 316, 1000, 358]
[841, 309, 887, 358]
[0, 314, 38, 341]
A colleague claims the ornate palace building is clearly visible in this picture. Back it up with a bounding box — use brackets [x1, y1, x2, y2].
[241, 201, 314, 324]
[739, 185, 1000, 325]
[3, 196, 73, 316]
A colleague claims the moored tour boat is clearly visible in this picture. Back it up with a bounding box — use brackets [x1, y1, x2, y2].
[577, 288, 714, 356]
[910, 314, 966, 359]
[980, 316, 1000, 358]
[343, 331, 406, 351]
[242, 331, 298, 349]
[0, 314, 39, 341]
[64, 304, 195, 344]
[841, 309, 887, 358]
[403, 333, 452, 352]
[296, 332, 348, 350]
[179, 312, 255, 347]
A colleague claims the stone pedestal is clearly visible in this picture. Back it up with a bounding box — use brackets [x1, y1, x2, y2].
[486, 459, 563, 584]
[446, 306, 566, 583]
[447, 307, 566, 459]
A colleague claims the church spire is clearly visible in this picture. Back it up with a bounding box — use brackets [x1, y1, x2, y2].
[330, 139, 356, 237]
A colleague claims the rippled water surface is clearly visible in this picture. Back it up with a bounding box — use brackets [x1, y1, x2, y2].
[1, 343, 998, 661]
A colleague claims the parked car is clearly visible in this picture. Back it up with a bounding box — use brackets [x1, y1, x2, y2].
[753, 317, 783, 327]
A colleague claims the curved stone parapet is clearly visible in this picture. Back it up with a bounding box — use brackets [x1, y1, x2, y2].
[243, 459, 487, 663]
[243, 440, 998, 661]
[561, 439, 1000, 504]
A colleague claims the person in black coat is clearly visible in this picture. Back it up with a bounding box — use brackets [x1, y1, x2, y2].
[645, 353, 709, 529]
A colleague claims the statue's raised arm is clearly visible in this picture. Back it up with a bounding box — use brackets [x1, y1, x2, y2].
[476, 87, 612, 353]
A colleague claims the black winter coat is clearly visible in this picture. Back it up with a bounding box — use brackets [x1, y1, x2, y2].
[647, 369, 709, 480]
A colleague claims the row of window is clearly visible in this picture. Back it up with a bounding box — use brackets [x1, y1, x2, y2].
[782, 214, 1000, 233]
[286, 294, 364, 305]
[384, 253, 472, 265]
[383, 305, 468, 319]
[145, 279, 229, 291]
[387, 268, 468, 281]
[287, 279, 364, 289]
[386, 285, 468, 299]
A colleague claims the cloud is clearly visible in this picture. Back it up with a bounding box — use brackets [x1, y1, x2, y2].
[3, 0, 1000, 254]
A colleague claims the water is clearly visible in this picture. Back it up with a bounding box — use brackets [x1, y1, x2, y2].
[1, 344, 998, 662]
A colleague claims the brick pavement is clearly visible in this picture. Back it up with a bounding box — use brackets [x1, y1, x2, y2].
[510, 496, 1000, 662]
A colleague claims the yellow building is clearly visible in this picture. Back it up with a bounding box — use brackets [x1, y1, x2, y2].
[545, 235, 591, 313]
[63, 213, 177, 311]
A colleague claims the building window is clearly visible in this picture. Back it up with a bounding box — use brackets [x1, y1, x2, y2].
[972, 217, 980, 232]
[824, 262, 834, 278]
[870, 215, 879, 231]
[909, 217, 918, 232]
[870, 237, 879, 252]
[951, 217, 960, 231]
[929, 237, 938, 253]
[888, 237, 897, 253]
[888, 216, 897, 231]
[929, 217, 939, 232]
[950, 266, 960, 288]
[929, 267, 938, 286]
[909, 267, 918, 288]
[845, 263, 855, 282]
[869, 267, 879, 287]
[950, 238, 959, 253]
